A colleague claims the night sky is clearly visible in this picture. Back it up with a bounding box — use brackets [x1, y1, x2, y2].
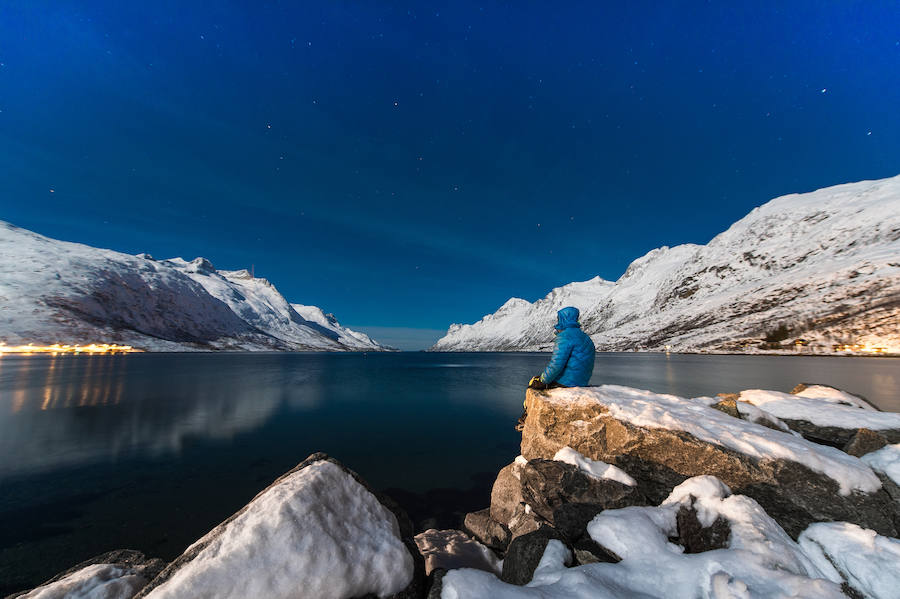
[2, 2, 899, 349]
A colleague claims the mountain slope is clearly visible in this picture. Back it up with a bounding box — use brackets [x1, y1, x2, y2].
[0, 222, 387, 351]
[432, 175, 900, 353]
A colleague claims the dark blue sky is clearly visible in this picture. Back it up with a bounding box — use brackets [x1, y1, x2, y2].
[2, 1, 899, 348]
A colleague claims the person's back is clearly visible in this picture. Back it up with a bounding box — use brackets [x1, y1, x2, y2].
[534, 306, 595, 388]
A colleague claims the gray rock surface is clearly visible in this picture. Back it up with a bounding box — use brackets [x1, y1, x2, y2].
[519, 459, 642, 524]
[500, 527, 570, 586]
[462, 508, 510, 551]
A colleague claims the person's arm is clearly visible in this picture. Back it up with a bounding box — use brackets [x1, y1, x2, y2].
[540, 336, 573, 384]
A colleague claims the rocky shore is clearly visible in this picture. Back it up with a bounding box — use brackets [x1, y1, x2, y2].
[9, 384, 900, 599]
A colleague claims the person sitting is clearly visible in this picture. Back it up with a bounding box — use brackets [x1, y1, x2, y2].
[518, 307, 595, 430]
[529, 306, 596, 389]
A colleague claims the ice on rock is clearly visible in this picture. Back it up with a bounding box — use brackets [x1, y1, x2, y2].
[799, 522, 900, 599]
[140, 459, 413, 599]
[552, 446, 636, 487]
[17, 563, 148, 599]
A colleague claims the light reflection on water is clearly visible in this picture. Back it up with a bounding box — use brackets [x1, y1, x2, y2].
[0, 352, 898, 595]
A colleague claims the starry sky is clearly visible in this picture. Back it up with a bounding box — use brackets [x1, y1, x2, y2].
[2, 1, 899, 349]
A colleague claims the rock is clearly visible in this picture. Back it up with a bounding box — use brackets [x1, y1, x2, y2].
[7, 550, 164, 599]
[489, 461, 525, 524]
[135, 452, 425, 599]
[711, 397, 741, 419]
[413, 529, 500, 576]
[571, 536, 620, 565]
[675, 504, 731, 553]
[550, 503, 606, 542]
[462, 508, 510, 551]
[521, 387, 899, 538]
[499, 527, 571, 586]
[425, 569, 446, 599]
[519, 459, 640, 524]
[843, 428, 889, 457]
[507, 504, 544, 540]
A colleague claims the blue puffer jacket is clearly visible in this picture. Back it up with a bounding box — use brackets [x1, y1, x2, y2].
[540, 307, 595, 387]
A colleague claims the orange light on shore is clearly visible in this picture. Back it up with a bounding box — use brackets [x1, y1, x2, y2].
[0, 343, 142, 355]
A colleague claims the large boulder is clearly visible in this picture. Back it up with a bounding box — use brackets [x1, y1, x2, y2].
[135, 453, 425, 599]
[7, 550, 164, 599]
[520, 386, 899, 538]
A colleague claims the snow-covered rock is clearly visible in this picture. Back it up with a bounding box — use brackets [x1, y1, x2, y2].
[10, 550, 165, 599]
[0, 221, 387, 351]
[799, 522, 900, 599]
[135, 453, 423, 599]
[737, 388, 900, 446]
[862, 444, 900, 487]
[433, 175, 900, 353]
[519, 386, 898, 537]
[441, 476, 848, 599]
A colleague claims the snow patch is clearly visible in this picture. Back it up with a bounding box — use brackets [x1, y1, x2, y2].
[17, 563, 147, 599]
[553, 446, 636, 486]
[799, 522, 900, 599]
[861, 444, 900, 486]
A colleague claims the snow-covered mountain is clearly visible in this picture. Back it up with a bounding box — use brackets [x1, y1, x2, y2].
[432, 175, 900, 353]
[0, 222, 388, 351]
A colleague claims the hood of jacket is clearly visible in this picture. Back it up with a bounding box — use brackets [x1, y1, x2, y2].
[554, 306, 581, 332]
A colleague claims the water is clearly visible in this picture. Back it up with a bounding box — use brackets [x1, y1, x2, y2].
[1, 352, 898, 593]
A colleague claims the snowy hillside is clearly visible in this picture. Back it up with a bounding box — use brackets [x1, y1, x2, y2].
[0, 222, 388, 351]
[433, 175, 900, 353]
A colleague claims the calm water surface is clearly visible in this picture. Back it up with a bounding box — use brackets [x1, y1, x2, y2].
[1, 352, 898, 593]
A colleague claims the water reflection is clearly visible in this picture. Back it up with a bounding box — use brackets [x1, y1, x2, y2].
[2, 352, 898, 484]
[0, 354, 325, 479]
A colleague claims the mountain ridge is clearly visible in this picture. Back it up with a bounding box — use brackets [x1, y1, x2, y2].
[0, 221, 388, 352]
[432, 175, 900, 354]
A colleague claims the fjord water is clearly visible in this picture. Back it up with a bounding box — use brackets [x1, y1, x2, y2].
[1, 352, 899, 593]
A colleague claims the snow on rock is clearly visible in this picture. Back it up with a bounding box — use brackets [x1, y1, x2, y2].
[791, 384, 878, 411]
[14, 564, 149, 599]
[519, 386, 897, 538]
[0, 221, 387, 351]
[737, 390, 900, 432]
[799, 522, 900, 599]
[546, 386, 882, 495]
[862, 444, 900, 486]
[413, 529, 500, 575]
[441, 476, 846, 598]
[136, 454, 417, 599]
[432, 174, 900, 353]
[552, 446, 636, 487]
